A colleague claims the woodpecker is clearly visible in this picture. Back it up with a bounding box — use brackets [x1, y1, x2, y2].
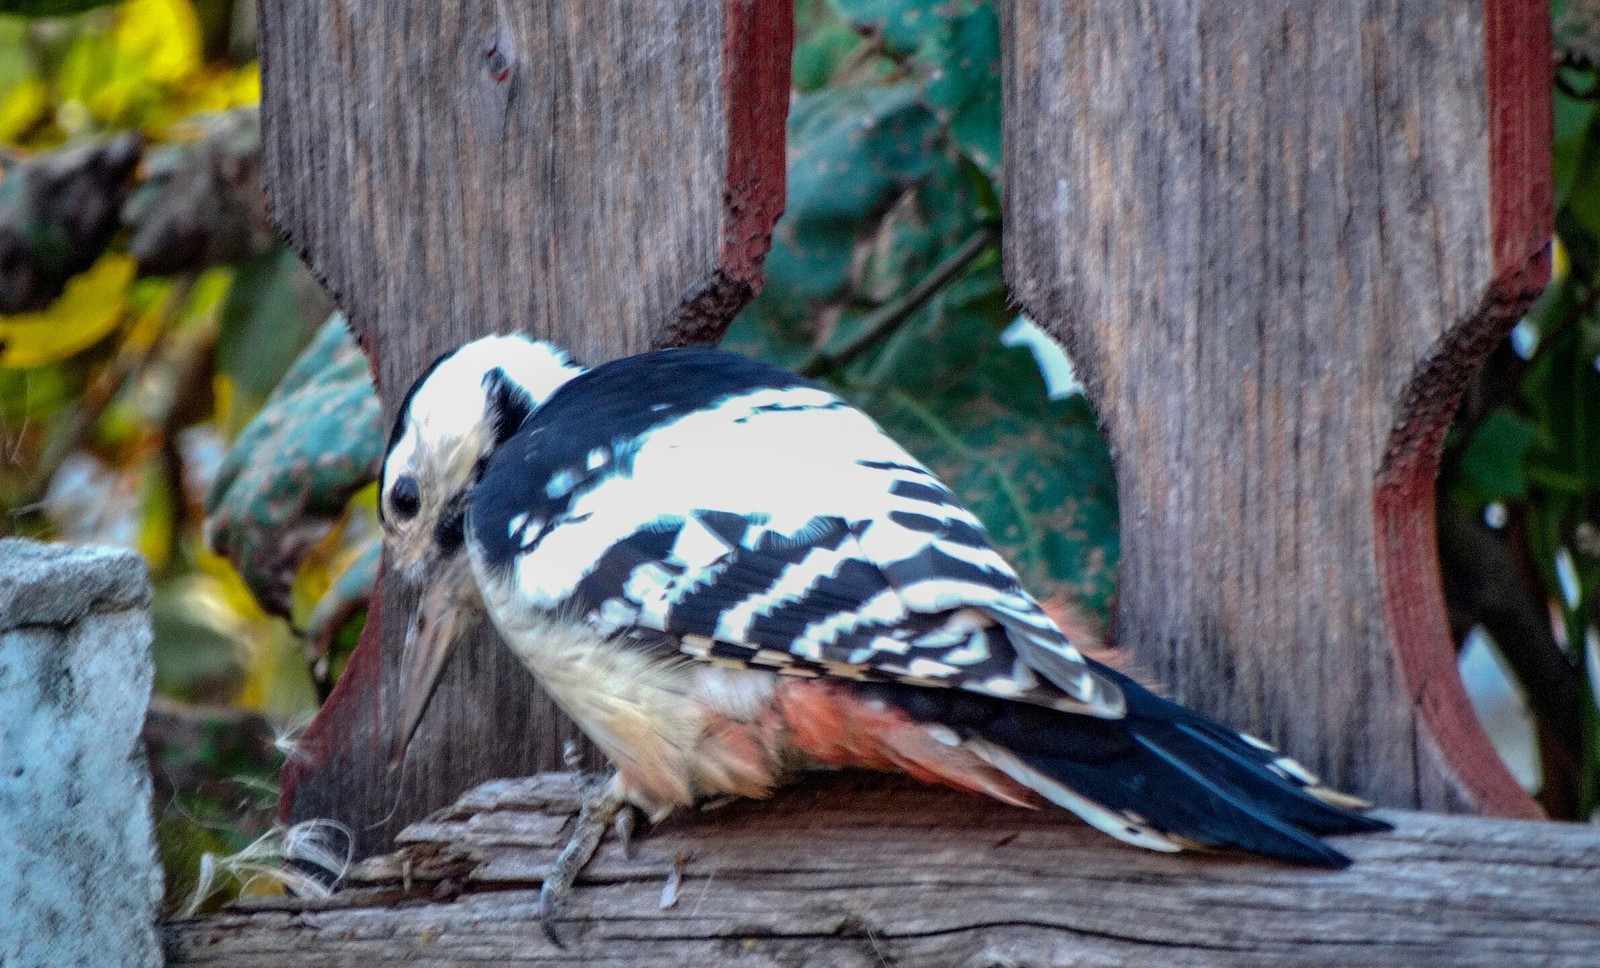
[381, 334, 1389, 938]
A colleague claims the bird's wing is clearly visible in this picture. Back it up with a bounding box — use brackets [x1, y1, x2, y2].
[469, 348, 1124, 718]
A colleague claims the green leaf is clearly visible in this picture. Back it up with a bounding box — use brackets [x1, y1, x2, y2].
[1560, 109, 1600, 278]
[205, 315, 381, 618]
[1553, 95, 1595, 209]
[913, 3, 1000, 178]
[1452, 407, 1536, 507]
[832, 0, 1002, 178]
[726, 82, 940, 368]
[830, 0, 942, 53]
[783, 82, 939, 262]
[793, 0, 864, 93]
[1521, 307, 1600, 494]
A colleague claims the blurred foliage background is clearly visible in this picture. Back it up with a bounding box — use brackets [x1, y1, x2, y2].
[0, 0, 1594, 912]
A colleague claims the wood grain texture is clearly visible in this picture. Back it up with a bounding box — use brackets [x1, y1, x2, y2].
[1003, 1, 1550, 815]
[166, 772, 1600, 967]
[259, 0, 792, 855]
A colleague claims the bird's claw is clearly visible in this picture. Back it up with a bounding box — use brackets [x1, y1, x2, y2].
[538, 771, 626, 947]
[614, 803, 640, 860]
[537, 881, 568, 948]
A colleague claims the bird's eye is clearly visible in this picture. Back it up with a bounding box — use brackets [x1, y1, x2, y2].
[390, 475, 421, 521]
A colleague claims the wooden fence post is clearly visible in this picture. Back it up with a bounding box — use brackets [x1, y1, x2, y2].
[1004, 0, 1551, 815]
[260, 0, 792, 854]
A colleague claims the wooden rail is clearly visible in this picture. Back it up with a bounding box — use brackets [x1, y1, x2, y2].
[167, 772, 1600, 967]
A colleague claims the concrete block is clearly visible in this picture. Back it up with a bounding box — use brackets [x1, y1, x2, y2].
[0, 539, 161, 968]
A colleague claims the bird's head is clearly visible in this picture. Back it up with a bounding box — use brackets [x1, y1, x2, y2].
[380, 333, 583, 768]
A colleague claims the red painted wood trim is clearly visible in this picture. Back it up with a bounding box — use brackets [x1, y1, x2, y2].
[665, 0, 794, 346]
[721, 0, 793, 290]
[1489, 0, 1556, 287]
[279, 558, 389, 822]
[1374, 0, 1551, 820]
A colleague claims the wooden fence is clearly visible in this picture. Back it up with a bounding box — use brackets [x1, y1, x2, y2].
[167, 0, 1600, 963]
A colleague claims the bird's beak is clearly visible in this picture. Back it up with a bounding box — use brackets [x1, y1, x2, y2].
[389, 552, 479, 772]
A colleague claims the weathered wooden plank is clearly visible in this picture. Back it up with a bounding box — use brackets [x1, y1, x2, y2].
[1003, 1, 1551, 814]
[258, 0, 792, 855]
[165, 772, 1600, 967]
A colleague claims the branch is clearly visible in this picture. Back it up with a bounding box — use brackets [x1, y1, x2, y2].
[166, 772, 1600, 967]
[800, 223, 998, 378]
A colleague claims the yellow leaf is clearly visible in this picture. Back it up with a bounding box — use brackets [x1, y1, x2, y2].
[195, 544, 273, 623]
[288, 498, 376, 628]
[233, 617, 314, 717]
[0, 253, 136, 369]
[123, 277, 176, 352]
[0, 77, 48, 144]
[176, 63, 261, 114]
[138, 457, 173, 572]
[187, 266, 235, 319]
[114, 0, 202, 86]
[192, 547, 317, 718]
[56, 0, 202, 126]
[212, 371, 238, 435]
[229, 63, 262, 106]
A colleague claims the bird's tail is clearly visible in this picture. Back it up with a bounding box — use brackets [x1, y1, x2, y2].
[962, 666, 1391, 868]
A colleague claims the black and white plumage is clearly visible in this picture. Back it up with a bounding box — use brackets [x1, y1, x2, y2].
[381, 334, 1389, 877]
[471, 348, 1118, 716]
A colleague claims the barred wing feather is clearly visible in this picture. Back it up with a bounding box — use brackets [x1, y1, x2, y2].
[469, 351, 1124, 719]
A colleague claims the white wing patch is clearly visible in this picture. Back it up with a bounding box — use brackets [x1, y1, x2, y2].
[672, 514, 737, 568]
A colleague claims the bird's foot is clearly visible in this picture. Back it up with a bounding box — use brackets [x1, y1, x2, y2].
[539, 771, 625, 948]
[614, 800, 641, 860]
